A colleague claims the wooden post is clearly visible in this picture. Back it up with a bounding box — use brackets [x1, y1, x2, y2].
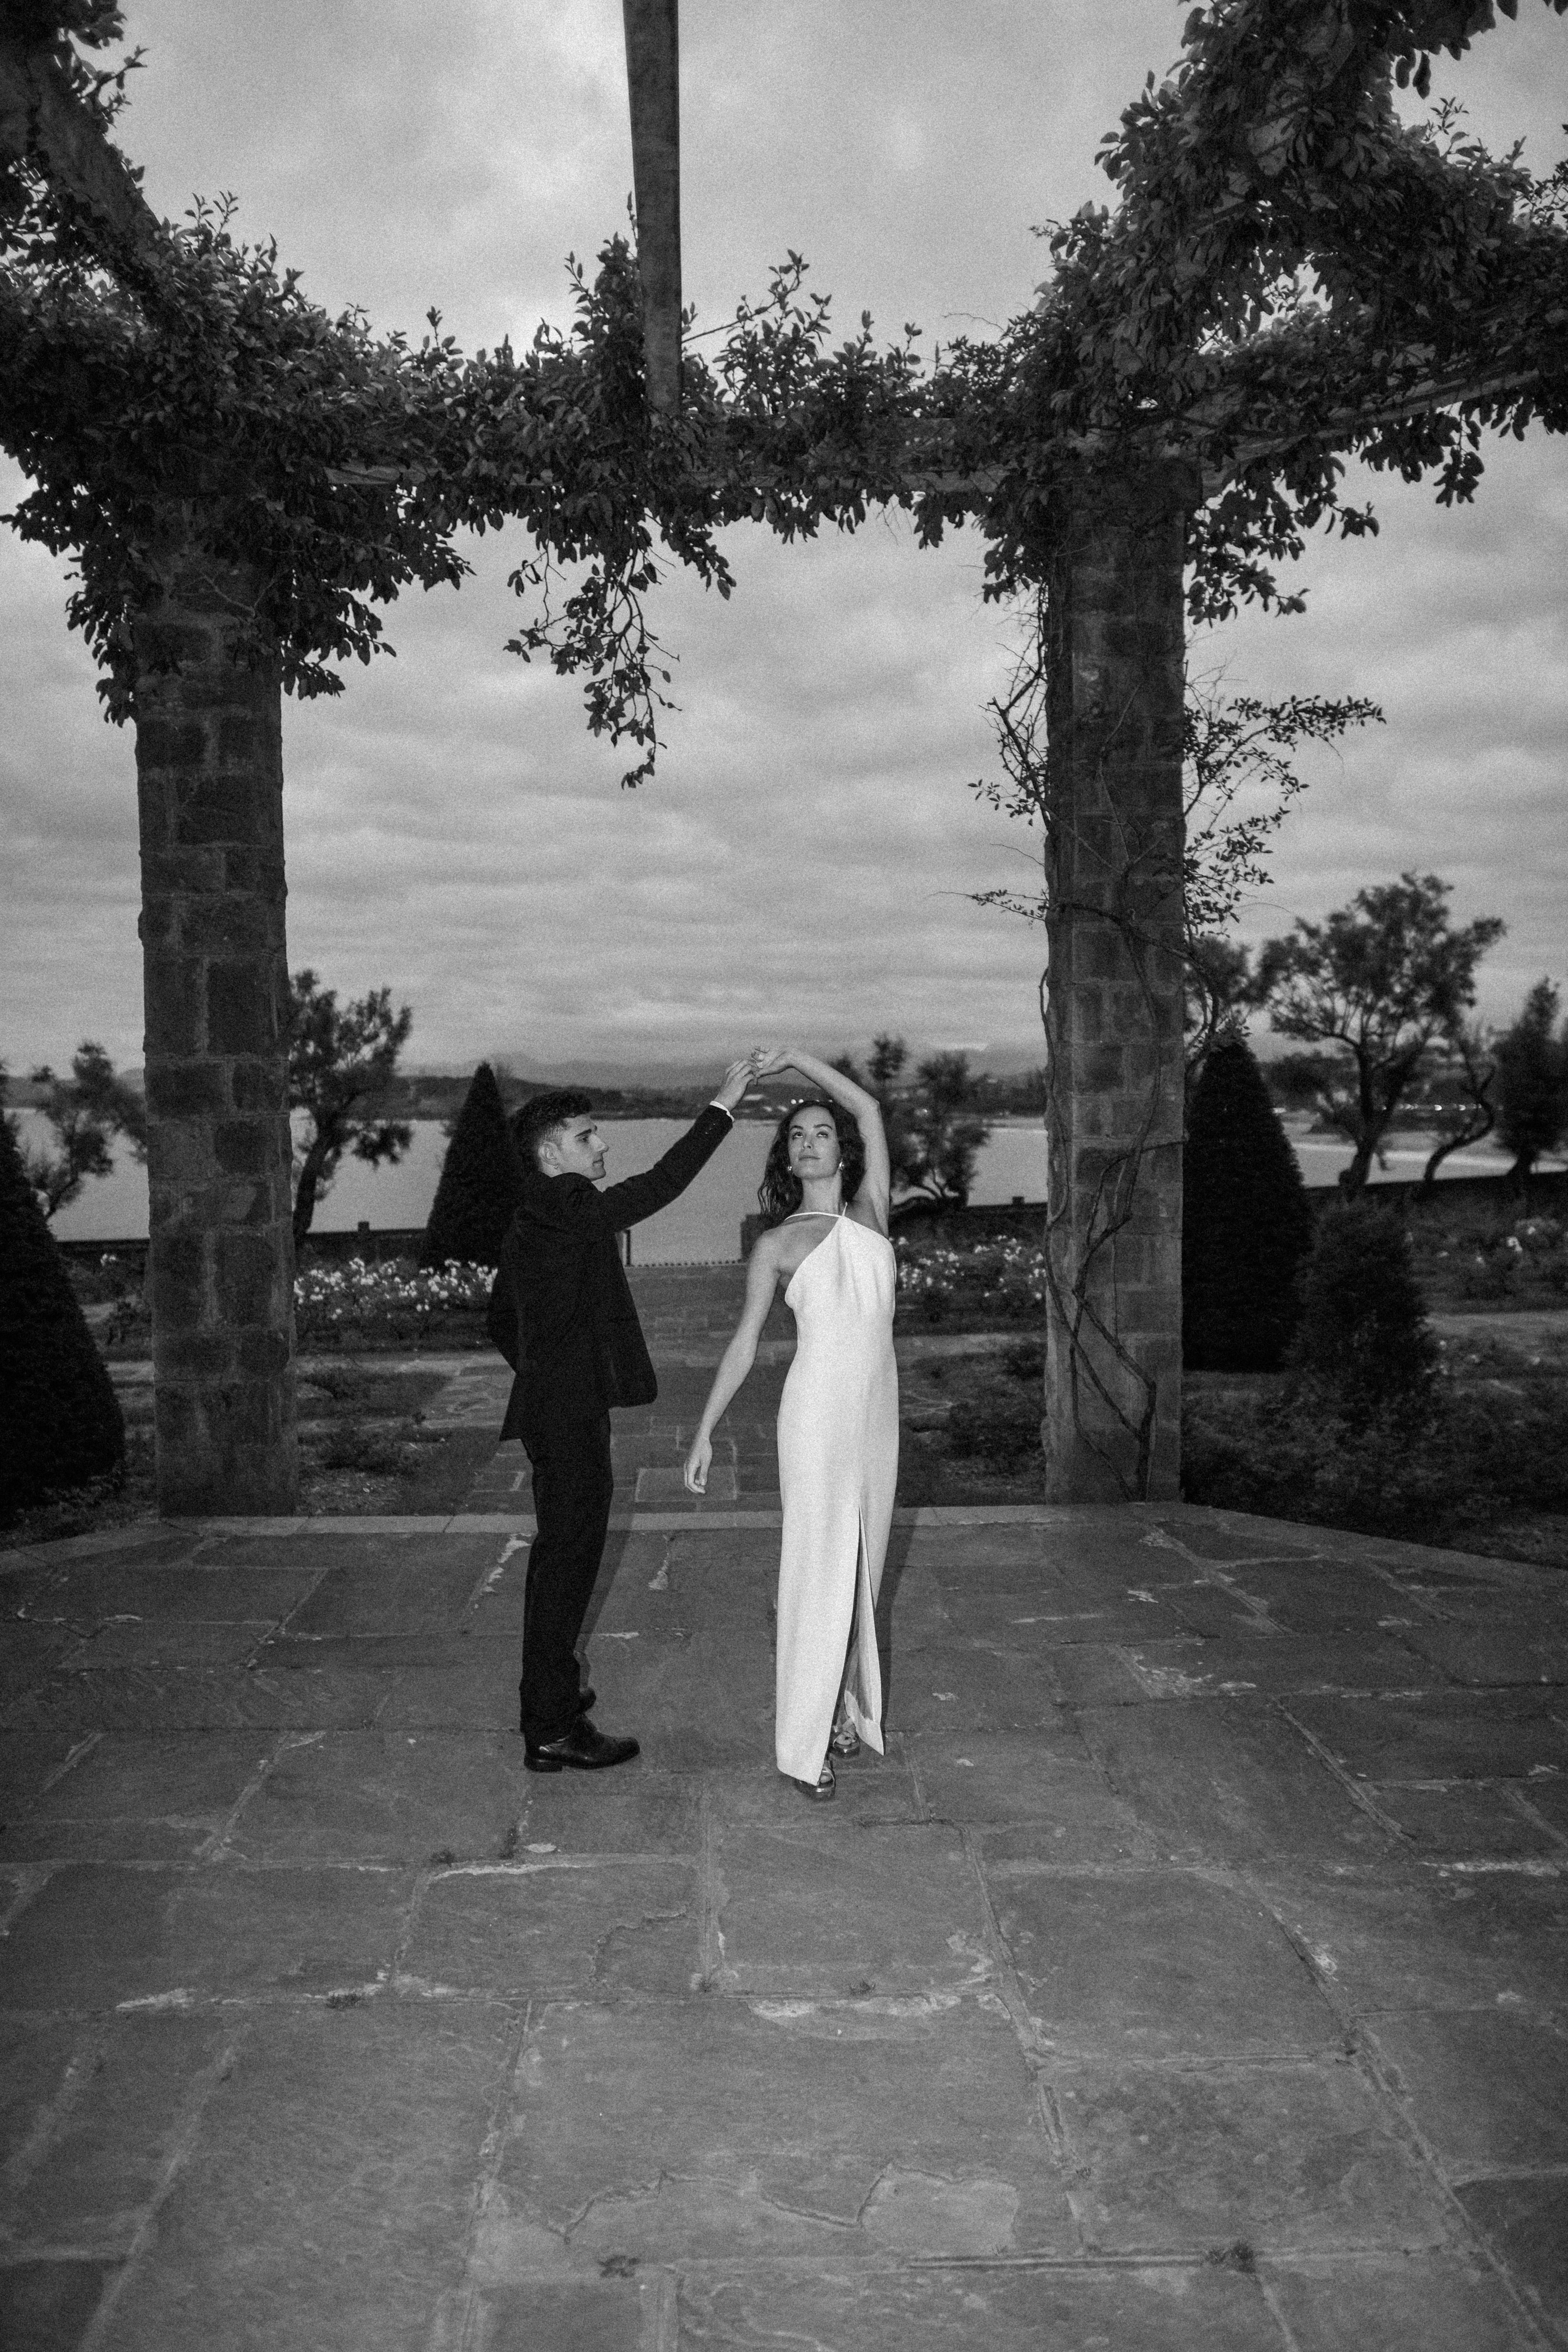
[133, 504, 299, 1514]
[1041, 459, 1195, 1501]
[621, 0, 682, 411]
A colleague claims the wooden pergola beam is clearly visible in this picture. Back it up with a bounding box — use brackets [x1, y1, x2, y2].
[620, 0, 682, 412]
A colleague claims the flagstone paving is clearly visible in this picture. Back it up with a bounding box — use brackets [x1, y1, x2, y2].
[3, 1293, 1568, 2347]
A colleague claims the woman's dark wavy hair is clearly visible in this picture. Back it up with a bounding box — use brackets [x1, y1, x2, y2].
[757, 1097, 866, 1227]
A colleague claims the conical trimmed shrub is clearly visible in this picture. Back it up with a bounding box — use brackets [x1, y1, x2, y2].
[1183, 1037, 1314, 1371]
[1287, 1198, 1439, 1428]
[0, 1114, 125, 1519]
[418, 1063, 520, 1269]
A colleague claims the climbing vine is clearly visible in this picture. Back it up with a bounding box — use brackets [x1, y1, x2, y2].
[3, 0, 1565, 785]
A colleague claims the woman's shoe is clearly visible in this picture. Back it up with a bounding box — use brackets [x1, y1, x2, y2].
[828, 1715, 860, 1760]
[790, 1760, 836, 1801]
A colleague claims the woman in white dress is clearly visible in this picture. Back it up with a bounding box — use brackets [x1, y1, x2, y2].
[683, 1048, 898, 1800]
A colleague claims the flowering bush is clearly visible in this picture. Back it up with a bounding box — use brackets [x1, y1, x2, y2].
[1458, 1215, 1568, 1302]
[894, 1233, 1049, 1325]
[293, 1257, 493, 1346]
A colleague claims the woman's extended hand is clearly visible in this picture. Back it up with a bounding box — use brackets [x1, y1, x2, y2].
[683, 1434, 713, 1495]
[751, 1046, 793, 1077]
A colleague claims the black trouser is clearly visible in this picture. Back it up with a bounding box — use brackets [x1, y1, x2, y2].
[519, 1413, 614, 1744]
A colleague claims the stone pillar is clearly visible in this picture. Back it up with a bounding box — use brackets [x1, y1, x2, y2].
[1040, 460, 1195, 1501]
[132, 505, 299, 1514]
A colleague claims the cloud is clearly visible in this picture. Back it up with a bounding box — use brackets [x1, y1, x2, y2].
[3, 3, 1565, 1074]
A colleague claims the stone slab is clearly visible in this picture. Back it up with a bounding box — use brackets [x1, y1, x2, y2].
[1110, 1634, 1433, 1701]
[488, 1993, 1071, 2266]
[404, 1860, 699, 1997]
[1077, 1700, 1394, 1865]
[60, 1620, 278, 1670]
[1455, 2176, 1568, 2336]
[992, 1869, 1339, 2059]
[9, 2010, 232, 2252]
[0, 2257, 118, 2351]
[1264, 2251, 1540, 2351]
[512, 1766, 704, 1859]
[709, 1818, 993, 1999]
[227, 1730, 533, 1867]
[280, 1547, 494, 1638]
[100, 1996, 515, 2352]
[0, 1661, 400, 1737]
[883, 1646, 1080, 1736]
[1367, 1781, 1563, 1859]
[461, 2280, 646, 2352]
[1283, 1691, 1568, 1785]
[2, 1731, 274, 1863]
[942, 1578, 1193, 1646]
[904, 1736, 1135, 1838]
[1370, 2008, 1568, 2169]
[618, 1634, 778, 1771]
[0, 2015, 82, 2194]
[14, 1562, 322, 1625]
[0, 1862, 412, 2011]
[1054, 2055, 1448, 2254]
[715, 1751, 926, 1828]
[0, 1624, 79, 1708]
[1400, 1621, 1568, 1687]
[672, 2258, 1277, 2350]
[1257, 1866, 1568, 2017]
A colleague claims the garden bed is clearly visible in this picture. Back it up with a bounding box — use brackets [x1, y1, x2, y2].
[0, 1363, 495, 1548]
[1184, 1328, 1568, 1571]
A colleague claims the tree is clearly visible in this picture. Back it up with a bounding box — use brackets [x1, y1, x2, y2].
[1494, 979, 1568, 1179]
[833, 1035, 923, 1196]
[1266, 1052, 1342, 1112]
[288, 971, 413, 1248]
[1183, 1036, 1314, 1372]
[0, 1108, 124, 1519]
[1287, 1198, 1439, 1435]
[904, 1053, 992, 1208]
[1257, 873, 1504, 1194]
[1419, 1019, 1497, 1186]
[13, 1040, 146, 1220]
[419, 1062, 519, 1269]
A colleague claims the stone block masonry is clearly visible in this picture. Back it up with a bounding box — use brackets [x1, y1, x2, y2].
[132, 506, 299, 1513]
[1042, 459, 1194, 1501]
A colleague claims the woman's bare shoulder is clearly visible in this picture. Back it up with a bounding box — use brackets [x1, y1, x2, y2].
[845, 1199, 891, 1240]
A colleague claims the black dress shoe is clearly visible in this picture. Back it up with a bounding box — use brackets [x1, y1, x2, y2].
[524, 1719, 640, 1774]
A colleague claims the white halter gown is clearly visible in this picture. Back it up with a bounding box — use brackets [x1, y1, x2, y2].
[774, 1212, 899, 1781]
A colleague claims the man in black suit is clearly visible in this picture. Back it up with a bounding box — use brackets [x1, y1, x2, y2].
[486, 1057, 758, 1771]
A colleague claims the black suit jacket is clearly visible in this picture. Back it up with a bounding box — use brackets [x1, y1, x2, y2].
[486, 1105, 733, 1444]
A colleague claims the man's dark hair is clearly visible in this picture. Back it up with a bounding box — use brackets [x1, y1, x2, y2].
[511, 1089, 593, 1170]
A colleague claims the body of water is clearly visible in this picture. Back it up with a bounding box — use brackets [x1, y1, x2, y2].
[20, 1110, 1560, 1264]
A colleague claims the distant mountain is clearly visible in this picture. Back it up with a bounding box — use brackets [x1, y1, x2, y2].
[452, 1046, 1051, 1089]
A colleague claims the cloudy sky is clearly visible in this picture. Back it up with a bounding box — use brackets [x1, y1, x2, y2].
[3, 0, 1565, 1080]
